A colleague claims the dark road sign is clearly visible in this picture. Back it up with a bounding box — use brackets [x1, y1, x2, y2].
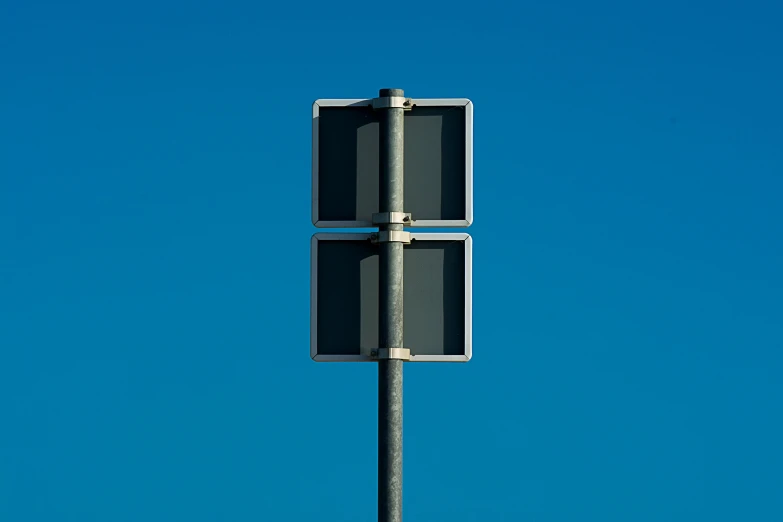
[312, 98, 473, 228]
[311, 233, 472, 361]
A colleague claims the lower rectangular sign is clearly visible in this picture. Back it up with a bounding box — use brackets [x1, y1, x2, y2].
[311, 233, 472, 362]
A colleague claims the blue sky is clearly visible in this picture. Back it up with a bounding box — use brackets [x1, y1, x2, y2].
[1, 1, 782, 520]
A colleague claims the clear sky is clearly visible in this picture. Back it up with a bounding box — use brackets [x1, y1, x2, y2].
[2, 1, 782, 521]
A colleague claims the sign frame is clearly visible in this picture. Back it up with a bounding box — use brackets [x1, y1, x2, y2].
[311, 98, 474, 228]
[310, 232, 473, 362]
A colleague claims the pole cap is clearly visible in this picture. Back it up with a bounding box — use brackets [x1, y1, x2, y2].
[379, 88, 404, 97]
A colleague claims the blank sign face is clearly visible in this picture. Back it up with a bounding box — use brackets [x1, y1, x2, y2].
[312, 99, 473, 227]
[311, 234, 472, 362]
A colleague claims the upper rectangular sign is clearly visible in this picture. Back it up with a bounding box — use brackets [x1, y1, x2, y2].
[312, 98, 473, 228]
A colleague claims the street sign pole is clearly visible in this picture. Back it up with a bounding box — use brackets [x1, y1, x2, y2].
[312, 89, 473, 521]
[377, 88, 406, 522]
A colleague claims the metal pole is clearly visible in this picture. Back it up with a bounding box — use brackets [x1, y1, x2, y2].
[378, 87, 405, 522]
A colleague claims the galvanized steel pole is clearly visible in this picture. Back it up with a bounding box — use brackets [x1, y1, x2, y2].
[378, 87, 405, 522]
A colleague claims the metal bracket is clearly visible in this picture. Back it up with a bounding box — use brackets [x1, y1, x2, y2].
[372, 96, 413, 111]
[372, 212, 412, 225]
[371, 231, 411, 244]
[370, 348, 411, 361]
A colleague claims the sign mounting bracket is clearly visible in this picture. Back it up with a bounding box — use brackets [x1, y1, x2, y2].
[372, 212, 412, 226]
[370, 348, 411, 361]
[371, 96, 413, 111]
[370, 231, 411, 244]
